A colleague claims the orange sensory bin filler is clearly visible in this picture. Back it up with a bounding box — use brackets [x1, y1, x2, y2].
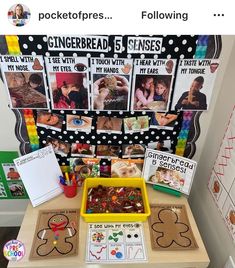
[80, 177, 151, 222]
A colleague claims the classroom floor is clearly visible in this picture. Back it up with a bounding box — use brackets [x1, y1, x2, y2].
[0, 227, 20, 268]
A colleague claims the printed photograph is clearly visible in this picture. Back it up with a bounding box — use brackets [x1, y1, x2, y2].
[66, 115, 92, 132]
[2, 163, 20, 180]
[36, 111, 64, 132]
[70, 158, 100, 186]
[4, 72, 48, 109]
[174, 76, 207, 111]
[132, 75, 172, 111]
[96, 145, 120, 159]
[97, 116, 122, 134]
[48, 72, 89, 110]
[8, 181, 26, 197]
[71, 143, 95, 157]
[92, 74, 130, 111]
[111, 159, 144, 178]
[123, 116, 149, 133]
[148, 166, 184, 191]
[171, 59, 219, 111]
[45, 137, 71, 157]
[148, 140, 172, 153]
[122, 144, 145, 158]
[150, 112, 178, 130]
[8, 3, 31, 27]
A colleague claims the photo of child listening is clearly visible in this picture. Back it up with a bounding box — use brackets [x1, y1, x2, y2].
[133, 75, 172, 111]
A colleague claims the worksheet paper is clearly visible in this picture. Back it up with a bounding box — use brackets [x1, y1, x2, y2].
[14, 145, 63, 207]
[86, 222, 147, 263]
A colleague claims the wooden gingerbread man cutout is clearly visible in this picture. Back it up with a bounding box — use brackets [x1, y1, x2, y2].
[151, 208, 191, 248]
[36, 214, 77, 256]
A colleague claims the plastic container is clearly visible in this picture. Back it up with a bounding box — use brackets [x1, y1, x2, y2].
[61, 183, 77, 198]
[80, 177, 151, 222]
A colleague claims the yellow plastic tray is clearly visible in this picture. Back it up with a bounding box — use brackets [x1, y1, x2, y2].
[80, 177, 151, 222]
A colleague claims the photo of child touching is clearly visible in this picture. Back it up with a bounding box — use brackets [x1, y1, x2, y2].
[93, 74, 129, 111]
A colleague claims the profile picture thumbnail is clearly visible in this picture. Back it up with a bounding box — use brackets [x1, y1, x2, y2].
[8, 4, 31, 27]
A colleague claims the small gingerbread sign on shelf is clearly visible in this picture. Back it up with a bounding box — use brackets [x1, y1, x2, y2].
[30, 209, 79, 260]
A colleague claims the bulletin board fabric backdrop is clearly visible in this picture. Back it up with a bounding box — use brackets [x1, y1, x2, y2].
[2, 35, 222, 169]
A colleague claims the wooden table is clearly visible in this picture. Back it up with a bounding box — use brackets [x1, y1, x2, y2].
[8, 185, 209, 268]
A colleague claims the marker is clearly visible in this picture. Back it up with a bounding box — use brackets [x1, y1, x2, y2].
[59, 176, 66, 186]
[65, 172, 70, 185]
[71, 174, 76, 186]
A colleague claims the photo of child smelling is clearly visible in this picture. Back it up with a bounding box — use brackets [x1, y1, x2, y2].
[4, 72, 48, 109]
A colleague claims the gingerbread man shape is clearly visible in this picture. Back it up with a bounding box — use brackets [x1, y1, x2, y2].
[151, 209, 191, 248]
[36, 214, 77, 256]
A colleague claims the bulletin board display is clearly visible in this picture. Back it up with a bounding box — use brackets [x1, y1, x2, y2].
[0, 35, 222, 172]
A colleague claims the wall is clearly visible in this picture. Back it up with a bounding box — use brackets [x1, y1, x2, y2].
[189, 36, 235, 268]
[0, 79, 29, 226]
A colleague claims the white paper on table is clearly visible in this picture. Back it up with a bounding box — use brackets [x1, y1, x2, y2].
[14, 145, 63, 207]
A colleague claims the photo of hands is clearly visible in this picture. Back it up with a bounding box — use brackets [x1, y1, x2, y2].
[150, 112, 178, 130]
[92, 74, 130, 111]
[123, 116, 149, 133]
